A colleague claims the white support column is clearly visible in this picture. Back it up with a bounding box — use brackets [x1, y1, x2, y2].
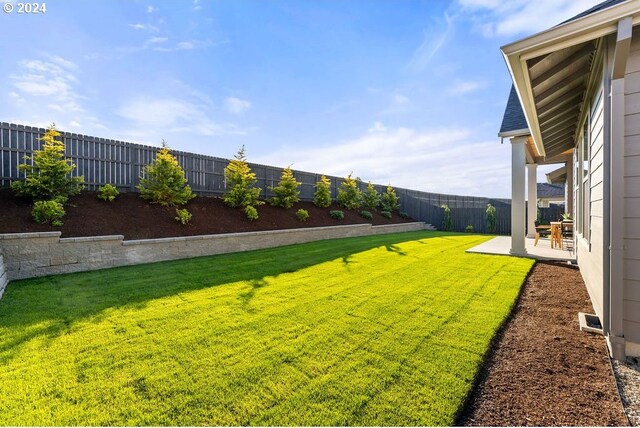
[565, 157, 574, 216]
[511, 137, 527, 255]
[527, 164, 538, 238]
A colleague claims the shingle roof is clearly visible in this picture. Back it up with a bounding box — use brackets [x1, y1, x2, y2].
[560, 0, 629, 25]
[537, 183, 565, 198]
[499, 85, 528, 135]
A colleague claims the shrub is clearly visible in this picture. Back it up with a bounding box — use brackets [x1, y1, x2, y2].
[313, 175, 332, 208]
[270, 167, 301, 208]
[399, 211, 410, 219]
[32, 199, 65, 227]
[359, 210, 373, 220]
[329, 210, 344, 220]
[337, 173, 362, 210]
[362, 181, 380, 210]
[296, 208, 309, 222]
[175, 208, 192, 225]
[138, 141, 195, 206]
[11, 123, 84, 202]
[98, 184, 119, 202]
[380, 210, 392, 219]
[244, 205, 259, 221]
[486, 203, 497, 233]
[442, 204, 453, 231]
[224, 146, 263, 209]
[380, 185, 400, 212]
[465, 225, 474, 233]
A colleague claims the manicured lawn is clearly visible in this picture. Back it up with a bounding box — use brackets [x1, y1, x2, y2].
[0, 231, 533, 426]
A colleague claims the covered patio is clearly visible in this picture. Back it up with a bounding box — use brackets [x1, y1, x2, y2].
[466, 236, 575, 262]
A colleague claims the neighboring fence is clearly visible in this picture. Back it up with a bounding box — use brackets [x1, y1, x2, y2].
[0, 122, 561, 235]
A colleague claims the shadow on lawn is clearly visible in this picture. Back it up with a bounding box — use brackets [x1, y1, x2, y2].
[0, 230, 455, 358]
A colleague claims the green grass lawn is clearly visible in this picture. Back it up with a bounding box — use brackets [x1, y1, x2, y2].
[0, 231, 533, 426]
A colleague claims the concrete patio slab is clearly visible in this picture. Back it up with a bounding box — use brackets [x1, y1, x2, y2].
[467, 236, 576, 262]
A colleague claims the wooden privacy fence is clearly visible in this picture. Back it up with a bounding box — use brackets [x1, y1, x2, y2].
[0, 122, 561, 235]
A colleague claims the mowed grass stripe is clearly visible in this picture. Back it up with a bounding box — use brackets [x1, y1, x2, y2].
[0, 231, 533, 426]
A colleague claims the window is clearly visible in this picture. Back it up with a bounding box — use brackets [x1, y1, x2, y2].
[581, 120, 590, 237]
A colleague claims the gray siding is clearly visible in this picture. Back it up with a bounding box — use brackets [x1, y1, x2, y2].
[578, 77, 605, 318]
[624, 30, 640, 343]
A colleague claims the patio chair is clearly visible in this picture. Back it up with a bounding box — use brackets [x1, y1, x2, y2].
[534, 220, 551, 246]
[561, 220, 574, 250]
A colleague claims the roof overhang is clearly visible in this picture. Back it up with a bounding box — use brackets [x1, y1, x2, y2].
[501, 0, 640, 158]
[546, 165, 568, 184]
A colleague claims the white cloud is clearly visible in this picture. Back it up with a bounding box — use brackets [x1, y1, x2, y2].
[449, 79, 486, 95]
[147, 5, 157, 13]
[407, 13, 454, 73]
[224, 97, 252, 114]
[129, 23, 159, 32]
[458, 0, 604, 37]
[254, 124, 512, 198]
[368, 121, 387, 133]
[4, 55, 107, 133]
[392, 94, 409, 105]
[193, 0, 201, 11]
[117, 96, 249, 139]
[146, 36, 168, 44]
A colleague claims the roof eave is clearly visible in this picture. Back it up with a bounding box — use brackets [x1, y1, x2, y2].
[498, 128, 530, 138]
[500, 0, 640, 158]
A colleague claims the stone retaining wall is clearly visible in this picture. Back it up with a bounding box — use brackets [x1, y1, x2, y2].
[0, 252, 7, 298]
[0, 222, 426, 284]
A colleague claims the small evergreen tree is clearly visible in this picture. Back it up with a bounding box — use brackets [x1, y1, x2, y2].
[223, 146, 264, 208]
[442, 204, 453, 231]
[362, 181, 380, 211]
[337, 173, 363, 210]
[313, 175, 332, 208]
[11, 123, 83, 202]
[138, 141, 194, 206]
[269, 166, 301, 208]
[486, 203, 497, 233]
[380, 185, 400, 212]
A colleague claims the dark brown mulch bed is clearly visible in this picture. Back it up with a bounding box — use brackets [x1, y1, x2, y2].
[0, 189, 414, 240]
[458, 261, 628, 427]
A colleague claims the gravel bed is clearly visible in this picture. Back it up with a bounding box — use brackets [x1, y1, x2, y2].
[614, 356, 640, 426]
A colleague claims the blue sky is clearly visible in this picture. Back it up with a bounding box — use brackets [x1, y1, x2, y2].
[1, 0, 602, 198]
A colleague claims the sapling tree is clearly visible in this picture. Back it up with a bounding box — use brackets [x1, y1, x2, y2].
[380, 185, 400, 212]
[11, 123, 84, 202]
[442, 204, 453, 231]
[313, 175, 332, 208]
[223, 146, 264, 209]
[486, 203, 497, 233]
[337, 173, 363, 210]
[270, 166, 301, 208]
[362, 181, 380, 211]
[138, 141, 195, 206]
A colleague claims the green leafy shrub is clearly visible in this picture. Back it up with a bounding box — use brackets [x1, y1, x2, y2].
[359, 210, 373, 220]
[270, 167, 301, 208]
[337, 173, 362, 210]
[244, 205, 259, 221]
[138, 141, 195, 206]
[362, 181, 380, 210]
[486, 203, 497, 233]
[442, 204, 453, 231]
[380, 210, 392, 219]
[329, 210, 344, 220]
[175, 208, 192, 225]
[98, 184, 119, 202]
[296, 208, 309, 222]
[313, 175, 332, 208]
[224, 146, 264, 209]
[11, 124, 83, 203]
[32, 200, 65, 227]
[380, 185, 400, 212]
[399, 211, 410, 219]
[465, 225, 474, 233]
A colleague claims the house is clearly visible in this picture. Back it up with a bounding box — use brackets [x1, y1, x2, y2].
[537, 182, 565, 207]
[499, 0, 640, 360]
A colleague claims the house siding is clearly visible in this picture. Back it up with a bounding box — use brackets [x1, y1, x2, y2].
[624, 30, 640, 348]
[577, 75, 605, 319]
